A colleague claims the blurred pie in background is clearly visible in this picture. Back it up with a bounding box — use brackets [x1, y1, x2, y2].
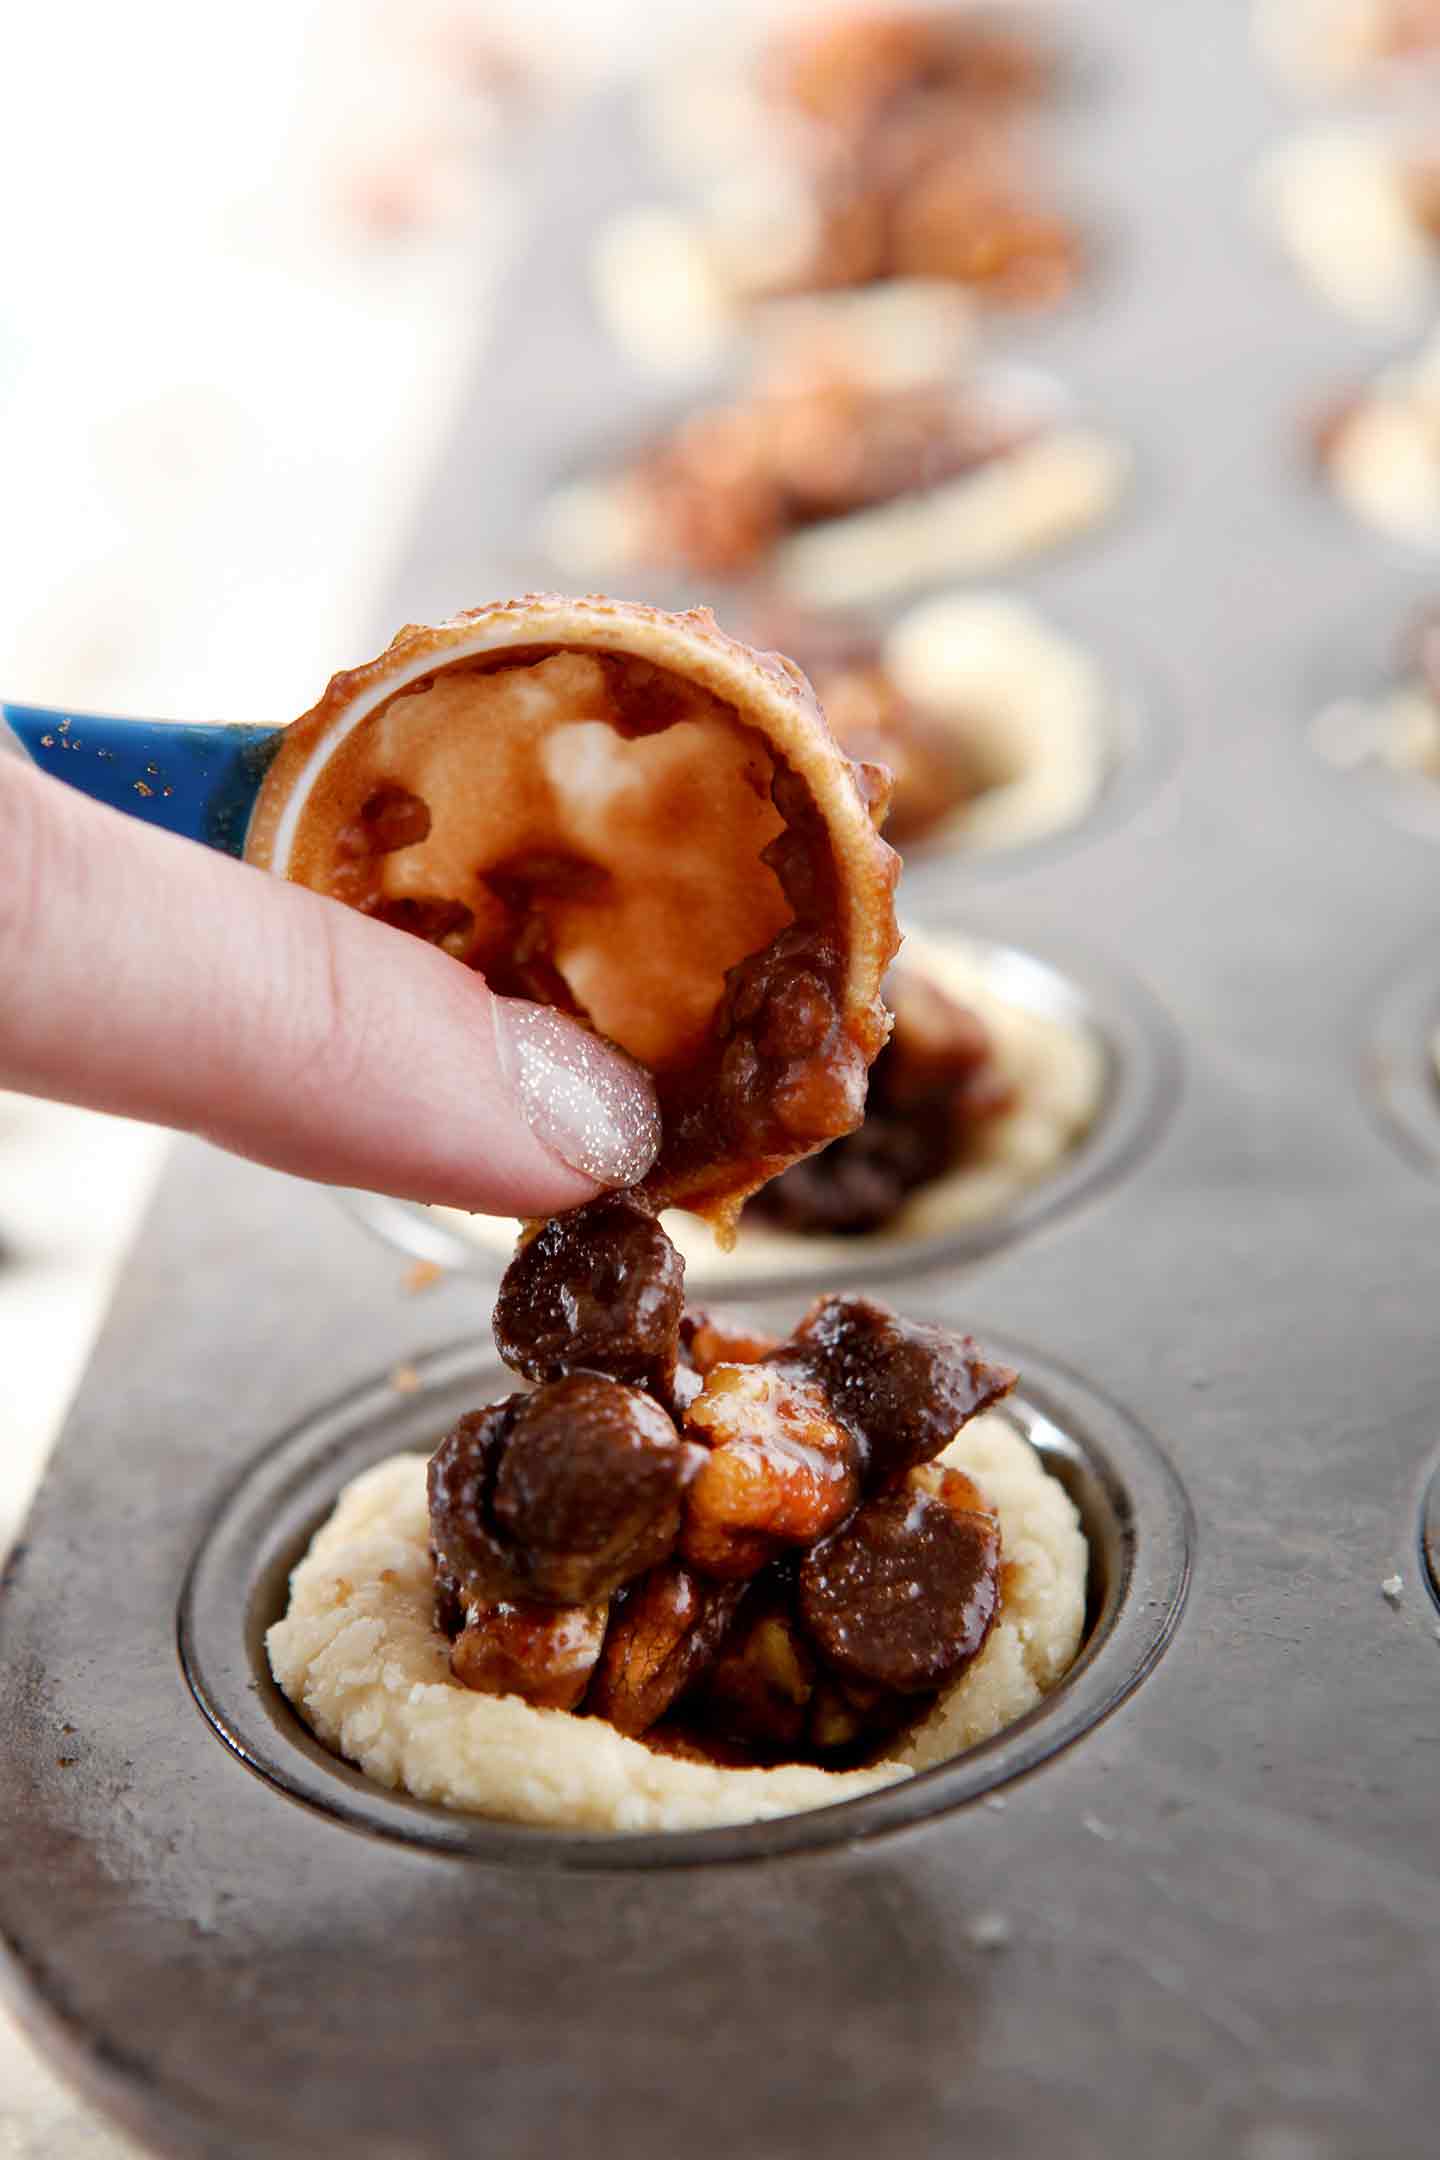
[1312, 332, 1440, 548]
[544, 308, 1129, 604]
[1254, 0, 1440, 90]
[1258, 129, 1440, 327]
[745, 591, 1114, 860]
[601, 4, 1086, 375]
[1309, 598, 1440, 785]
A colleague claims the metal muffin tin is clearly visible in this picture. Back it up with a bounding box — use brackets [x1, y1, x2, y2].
[1364, 935, 1440, 1177]
[6, 5, 1440, 2154]
[1303, 617, 1440, 847]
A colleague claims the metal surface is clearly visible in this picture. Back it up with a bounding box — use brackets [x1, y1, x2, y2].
[5, 3, 1440, 2155]
[1365, 937, 1440, 1178]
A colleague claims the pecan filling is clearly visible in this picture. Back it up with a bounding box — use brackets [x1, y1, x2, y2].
[749, 963, 1013, 1236]
[762, 6, 1058, 134]
[752, 9, 1079, 311]
[428, 1198, 1015, 1770]
[748, 610, 979, 848]
[1383, 1, 1440, 62]
[623, 365, 1040, 580]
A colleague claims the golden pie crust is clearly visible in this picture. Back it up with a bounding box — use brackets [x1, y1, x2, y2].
[246, 594, 900, 1230]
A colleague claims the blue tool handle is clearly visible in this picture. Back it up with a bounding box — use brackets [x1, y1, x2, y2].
[3, 703, 284, 858]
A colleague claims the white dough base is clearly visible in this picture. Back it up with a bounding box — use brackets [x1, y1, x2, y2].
[1253, 0, 1423, 91]
[432, 928, 1106, 1285]
[884, 592, 1110, 854]
[774, 428, 1130, 606]
[1257, 129, 1437, 325]
[1309, 678, 1440, 780]
[1324, 332, 1440, 547]
[267, 1409, 1087, 1833]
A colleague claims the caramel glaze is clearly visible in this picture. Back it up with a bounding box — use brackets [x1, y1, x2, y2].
[749, 962, 1015, 1237]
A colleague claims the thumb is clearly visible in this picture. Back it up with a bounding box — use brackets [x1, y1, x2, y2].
[0, 754, 660, 1217]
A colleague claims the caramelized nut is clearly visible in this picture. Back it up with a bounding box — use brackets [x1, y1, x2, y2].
[680, 1362, 863, 1578]
[700, 1588, 818, 1756]
[450, 1596, 608, 1711]
[585, 1564, 746, 1737]
[679, 1309, 781, 1378]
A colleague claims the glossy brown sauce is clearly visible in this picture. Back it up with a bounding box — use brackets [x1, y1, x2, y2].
[754, 8, 1080, 312]
[749, 962, 1014, 1235]
[429, 1200, 1016, 1771]
[625, 373, 1040, 580]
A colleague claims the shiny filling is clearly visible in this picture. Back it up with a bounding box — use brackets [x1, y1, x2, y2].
[429, 1195, 1016, 1770]
[625, 371, 1038, 579]
[749, 961, 1014, 1235]
[755, 7, 1078, 310]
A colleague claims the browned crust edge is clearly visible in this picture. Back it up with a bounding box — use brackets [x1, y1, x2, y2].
[246, 594, 901, 1226]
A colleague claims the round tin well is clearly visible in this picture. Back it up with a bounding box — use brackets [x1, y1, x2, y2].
[180, 1336, 1192, 1870]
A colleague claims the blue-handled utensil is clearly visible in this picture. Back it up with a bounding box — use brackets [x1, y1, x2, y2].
[3, 702, 284, 857]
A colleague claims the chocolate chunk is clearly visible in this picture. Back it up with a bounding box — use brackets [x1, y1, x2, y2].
[493, 1374, 700, 1604]
[797, 1475, 1000, 1694]
[428, 1375, 700, 1608]
[493, 1191, 686, 1404]
[427, 1400, 516, 1606]
[785, 1292, 1016, 1486]
[749, 1109, 947, 1235]
[433, 1563, 468, 1640]
[717, 918, 864, 1153]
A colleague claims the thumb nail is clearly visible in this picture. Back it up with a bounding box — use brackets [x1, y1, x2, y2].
[491, 998, 662, 1188]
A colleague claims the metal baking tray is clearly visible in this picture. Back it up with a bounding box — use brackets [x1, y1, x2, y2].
[5, 4, 1440, 2154]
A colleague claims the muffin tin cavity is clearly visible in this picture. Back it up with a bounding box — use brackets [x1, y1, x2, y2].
[1308, 676, 1440, 844]
[1422, 1459, 1440, 1616]
[877, 602, 1172, 884]
[336, 932, 1178, 1295]
[179, 1338, 1192, 1870]
[1362, 946, 1440, 1176]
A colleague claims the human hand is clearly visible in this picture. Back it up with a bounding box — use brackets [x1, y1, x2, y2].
[0, 754, 660, 1215]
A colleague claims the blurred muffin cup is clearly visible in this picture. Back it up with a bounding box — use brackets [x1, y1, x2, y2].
[342, 927, 1109, 1290]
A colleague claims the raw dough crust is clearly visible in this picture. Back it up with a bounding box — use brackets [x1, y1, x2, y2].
[545, 428, 1128, 604]
[1322, 333, 1440, 548]
[1257, 129, 1437, 326]
[1309, 679, 1440, 781]
[883, 591, 1110, 854]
